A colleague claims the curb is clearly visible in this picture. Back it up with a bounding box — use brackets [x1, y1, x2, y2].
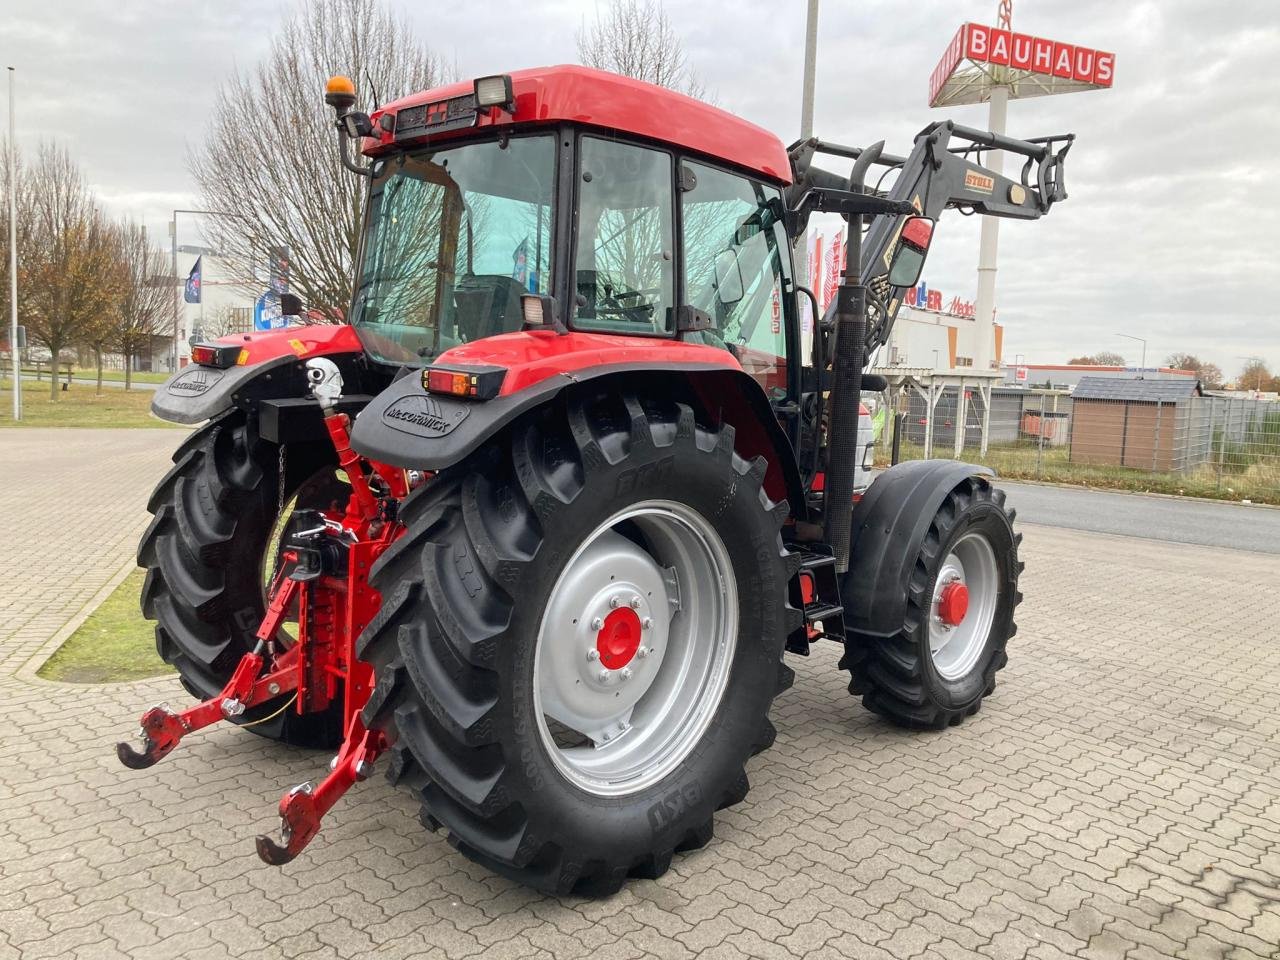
[999, 477, 1280, 511]
[14, 555, 155, 685]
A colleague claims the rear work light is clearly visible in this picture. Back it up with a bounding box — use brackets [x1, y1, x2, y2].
[190, 343, 242, 368]
[473, 74, 514, 113]
[422, 365, 505, 400]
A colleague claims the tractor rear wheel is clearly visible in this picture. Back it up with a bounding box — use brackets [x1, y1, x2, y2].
[138, 412, 345, 747]
[358, 391, 795, 895]
[840, 476, 1021, 729]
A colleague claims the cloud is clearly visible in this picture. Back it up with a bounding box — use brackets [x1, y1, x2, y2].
[6, 0, 1278, 375]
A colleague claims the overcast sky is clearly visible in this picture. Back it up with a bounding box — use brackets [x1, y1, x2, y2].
[5, 0, 1279, 375]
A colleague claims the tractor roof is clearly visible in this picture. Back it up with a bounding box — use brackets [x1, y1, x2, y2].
[366, 65, 792, 185]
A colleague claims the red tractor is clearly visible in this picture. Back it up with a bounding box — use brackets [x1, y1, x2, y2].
[120, 66, 1072, 895]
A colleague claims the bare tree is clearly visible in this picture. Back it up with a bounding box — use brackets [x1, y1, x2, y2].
[1067, 351, 1127, 367]
[113, 222, 172, 389]
[1237, 358, 1275, 393]
[200, 303, 254, 340]
[576, 0, 706, 98]
[1165, 353, 1224, 390]
[191, 0, 444, 318]
[20, 144, 121, 400]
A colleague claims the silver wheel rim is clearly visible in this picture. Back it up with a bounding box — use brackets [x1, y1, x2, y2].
[928, 531, 999, 681]
[533, 500, 738, 797]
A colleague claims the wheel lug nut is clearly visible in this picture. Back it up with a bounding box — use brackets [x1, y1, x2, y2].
[609, 596, 620, 609]
[629, 596, 641, 609]
[587, 649, 599, 662]
[598, 670, 610, 682]
[591, 617, 603, 630]
[637, 646, 648, 659]
[642, 618, 653, 630]
[621, 668, 632, 680]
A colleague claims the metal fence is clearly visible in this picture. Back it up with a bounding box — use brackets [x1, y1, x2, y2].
[878, 387, 1280, 504]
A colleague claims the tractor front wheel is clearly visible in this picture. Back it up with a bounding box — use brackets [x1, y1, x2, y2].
[358, 391, 795, 895]
[840, 476, 1021, 729]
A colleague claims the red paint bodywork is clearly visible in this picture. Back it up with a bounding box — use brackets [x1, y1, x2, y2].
[212, 323, 364, 366]
[437, 330, 742, 396]
[366, 65, 793, 186]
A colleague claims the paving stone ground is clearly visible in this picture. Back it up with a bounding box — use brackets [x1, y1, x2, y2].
[2, 426, 1279, 960]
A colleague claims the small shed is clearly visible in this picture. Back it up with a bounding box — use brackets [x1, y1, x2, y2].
[1069, 377, 1203, 471]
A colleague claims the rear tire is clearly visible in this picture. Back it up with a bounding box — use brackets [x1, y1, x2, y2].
[138, 412, 344, 747]
[358, 391, 797, 895]
[839, 476, 1021, 729]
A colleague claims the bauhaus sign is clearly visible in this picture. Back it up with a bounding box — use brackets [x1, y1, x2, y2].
[930, 22, 1115, 106]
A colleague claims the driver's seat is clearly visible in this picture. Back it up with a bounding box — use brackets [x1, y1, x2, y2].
[453, 275, 525, 341]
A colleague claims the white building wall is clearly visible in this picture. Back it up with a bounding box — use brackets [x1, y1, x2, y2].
[881, 305, 998, 373]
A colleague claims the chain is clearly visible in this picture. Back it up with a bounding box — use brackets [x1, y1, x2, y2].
[277, 442, 287, 520]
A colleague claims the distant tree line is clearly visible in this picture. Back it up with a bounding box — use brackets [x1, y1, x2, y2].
[2, 142, 170, 397]
[2, 0, 708, 398]
[1066, 350, 1277, 392]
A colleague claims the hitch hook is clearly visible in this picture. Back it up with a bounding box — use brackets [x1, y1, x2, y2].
[115, 704, 186, 769]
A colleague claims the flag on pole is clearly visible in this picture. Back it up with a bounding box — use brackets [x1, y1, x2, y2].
[805, 236, 823, 334]
[184, 257, 202, 304]
[822, 232, 844, 311]
[511, 238, 529, 286]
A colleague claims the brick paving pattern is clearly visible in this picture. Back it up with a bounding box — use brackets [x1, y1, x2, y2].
[1, 427, 1278, 959]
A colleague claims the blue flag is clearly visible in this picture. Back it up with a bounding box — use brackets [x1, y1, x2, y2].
[184, 256, 202, 304]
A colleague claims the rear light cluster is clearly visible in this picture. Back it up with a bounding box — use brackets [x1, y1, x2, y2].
[421, 365, 505, 400]
[190, 343, 244, 368]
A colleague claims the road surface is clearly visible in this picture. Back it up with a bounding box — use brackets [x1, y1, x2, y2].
[19, 374, 159, 391]
[1002, 479, 1280, 555]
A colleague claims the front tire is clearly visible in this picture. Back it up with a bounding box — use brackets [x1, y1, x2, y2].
[358, 391, 796, 895]
[839, 476, 1021, 729]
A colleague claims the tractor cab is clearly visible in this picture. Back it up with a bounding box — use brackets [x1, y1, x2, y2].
[345, 67, 801, 408]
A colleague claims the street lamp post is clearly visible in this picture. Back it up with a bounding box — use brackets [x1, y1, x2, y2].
[7, 66, 18, 421]
[795, 0, 820, 332]
[1117, 333, 1147, 371]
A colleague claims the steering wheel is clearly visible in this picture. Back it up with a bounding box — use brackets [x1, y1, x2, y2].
[595, 287, 662, 325]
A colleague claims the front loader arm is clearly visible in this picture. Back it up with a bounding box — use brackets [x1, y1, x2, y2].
[786, 121, 1073, 353]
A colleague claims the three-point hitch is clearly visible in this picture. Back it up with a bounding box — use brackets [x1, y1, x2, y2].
[117, 358, 407, 864]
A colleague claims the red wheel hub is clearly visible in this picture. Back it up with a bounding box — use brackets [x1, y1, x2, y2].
[596, 608, 643, 669]
[937, 581, 969, 627]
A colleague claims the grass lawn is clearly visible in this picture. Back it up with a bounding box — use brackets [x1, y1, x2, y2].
[78, 369, 170, 385]
[38, 570, 174, 683]
[0, 378, 186, 428]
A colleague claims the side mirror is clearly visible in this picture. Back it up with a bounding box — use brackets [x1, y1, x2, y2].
[279, 293, 303, 317]
[887, 216, 935, 289]
[713, 249, 745, 304]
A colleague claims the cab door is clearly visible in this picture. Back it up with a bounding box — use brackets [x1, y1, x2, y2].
[678, 160, 799, 417]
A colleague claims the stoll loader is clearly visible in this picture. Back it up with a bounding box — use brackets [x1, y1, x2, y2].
[118, 65, 1072, 895]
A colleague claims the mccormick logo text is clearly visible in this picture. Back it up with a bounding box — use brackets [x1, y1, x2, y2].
[383, 395, 469, 438]
[168, 368, 219, 395]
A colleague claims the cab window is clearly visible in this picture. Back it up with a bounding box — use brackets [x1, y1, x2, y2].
[681, 162, 791, 396]
[574, 137, 675, 334]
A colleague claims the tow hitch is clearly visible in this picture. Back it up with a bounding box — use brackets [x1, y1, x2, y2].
[117, 358, 404, 864]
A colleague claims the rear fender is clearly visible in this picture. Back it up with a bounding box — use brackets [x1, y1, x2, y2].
[841, 459, 994, 638]
[151, 325, 366, 425]
[349, 364, 806, 518]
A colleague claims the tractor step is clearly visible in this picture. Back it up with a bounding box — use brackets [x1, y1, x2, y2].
[786, 549, 847, 655]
